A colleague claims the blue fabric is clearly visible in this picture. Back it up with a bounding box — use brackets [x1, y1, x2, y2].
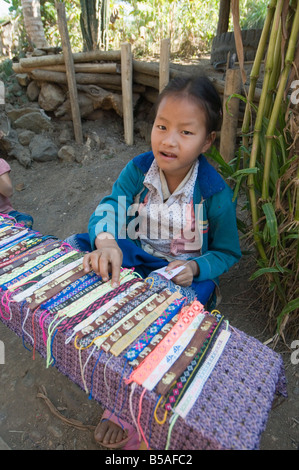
[132, 151, 226, 199]
[88, 151, 241, 283]
[8, 210, 34, 229]
[64, 232, 215, 306]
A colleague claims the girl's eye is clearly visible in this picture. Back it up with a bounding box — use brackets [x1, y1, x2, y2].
[157, 125, 166, 130]
[182, 130, 193, 135]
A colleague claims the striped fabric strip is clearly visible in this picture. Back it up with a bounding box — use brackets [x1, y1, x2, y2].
[128, 314, 180, 369]
[156, 314, 218, 396]
[0, 248, 64, 284]
[163, 313, 224, 411]
[40, 271, 100, 312]
[26, 265, 87, 309]
[142, 312, 206, 391]
[0, 241, 62, 276]
[54, 270, 135, 321]
[0, 237, 45, 264]
[124, 296, 187, 362]
[126, 300, 204, 385]
[109, 291, 182, 357]
[76, 282, 150, 340]
[11, 252, 83, 300]
[174, 329, 231, 419]
[92, 292, 167, 351]
[57, 276, 143, 332]
[79, 286, 164, 349]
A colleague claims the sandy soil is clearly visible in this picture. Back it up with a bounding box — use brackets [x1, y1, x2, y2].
[0, 107, 298, 451]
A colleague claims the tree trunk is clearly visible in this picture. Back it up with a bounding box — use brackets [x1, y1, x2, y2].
[21, 0, 48, 48]
[216, 0, 231, 35]
[79, 0, 109, 51]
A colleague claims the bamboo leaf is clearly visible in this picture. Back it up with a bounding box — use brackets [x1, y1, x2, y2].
[277, 297, 299, 330]
[231, 167, 258, 178]
[206, 146, 234, 176]
[279, 154, 298, 176]
[249, 266, 281, 280]
[262, 202, 278, 247]
[273, 249, 287, 273]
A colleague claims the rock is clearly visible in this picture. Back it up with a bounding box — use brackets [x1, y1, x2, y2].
[26, 81, 40, 102]
[38, 83, 65, 112]
[17, 130, 35, 146]
[58, 145, 76, 162]
[32, 48, 47, 57]
[29, 135, 58, 162]
[58, 128, 73, 144]
[7, 142, 32, 168]
[6, 105, 39, 122]
[15, 182, 25, 191]
[14, 111, 53, 133]
[16, 74, 30, 87]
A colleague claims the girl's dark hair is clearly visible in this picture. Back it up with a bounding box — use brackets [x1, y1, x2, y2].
[155, 75, 223, 133]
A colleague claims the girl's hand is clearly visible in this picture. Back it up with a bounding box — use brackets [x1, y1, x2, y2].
[83, 234, 123, 287]
[166, 260, 199, 287]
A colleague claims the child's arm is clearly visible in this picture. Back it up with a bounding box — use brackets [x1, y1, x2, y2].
[0, 171, 13, 198]
[83, 232, 123, 287]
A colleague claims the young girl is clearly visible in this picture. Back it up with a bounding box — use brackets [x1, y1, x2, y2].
[0, 158, 34, 228]
[65, 75, 241, 448]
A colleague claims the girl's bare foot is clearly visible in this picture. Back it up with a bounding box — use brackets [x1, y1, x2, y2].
[95, 418, 127, 446]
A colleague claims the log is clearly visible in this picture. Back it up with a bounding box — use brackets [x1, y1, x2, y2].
[159, 38, 170, 92]
[76, 84, 123, 116]
[19, 49, 121, 68]
[13, 62, 121, 74]
[133, 71, 160, 90]
[220, 68, 242, 163]
[133, 60, 159, 76]
[121, 43, 134, 145]
[144, 87, 159, 104]
[28, 69, 122, 87]
[56, 1, 82, 144]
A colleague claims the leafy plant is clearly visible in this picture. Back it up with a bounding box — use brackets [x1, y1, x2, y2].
[209, 0, 299, 343]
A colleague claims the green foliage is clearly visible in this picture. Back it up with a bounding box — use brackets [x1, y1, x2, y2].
[2, 0, 273, 56]
[0, 58, 13, 79]
[208, 0, 299, 341]
[239, 0, 269, 29]
[41, 1, 82, 51]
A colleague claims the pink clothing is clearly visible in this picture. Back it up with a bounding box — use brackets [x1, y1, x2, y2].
[0, 158, 14, 214]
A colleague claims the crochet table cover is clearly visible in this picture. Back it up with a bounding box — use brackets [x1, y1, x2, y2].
[0, 222, 287, 450]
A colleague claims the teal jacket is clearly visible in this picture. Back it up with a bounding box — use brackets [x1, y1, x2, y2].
[88, 151, 241, 283]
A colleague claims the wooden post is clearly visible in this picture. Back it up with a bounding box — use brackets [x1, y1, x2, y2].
[159, 38, 170, 92]
[219, 67, 242, 163]
[56, 2, 83, 145]
[121, 42, 134, 145]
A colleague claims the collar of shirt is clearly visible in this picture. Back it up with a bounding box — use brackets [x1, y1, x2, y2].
[143, 159, 199, 204]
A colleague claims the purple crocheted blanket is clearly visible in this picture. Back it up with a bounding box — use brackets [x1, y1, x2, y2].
[1, 298, 287, 450]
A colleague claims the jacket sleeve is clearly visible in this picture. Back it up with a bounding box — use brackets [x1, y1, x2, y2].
[88, 161, 144, 249]
[193, 184, 242, 282]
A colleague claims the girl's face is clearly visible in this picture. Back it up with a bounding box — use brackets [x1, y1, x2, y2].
[151, 94, 215, 190]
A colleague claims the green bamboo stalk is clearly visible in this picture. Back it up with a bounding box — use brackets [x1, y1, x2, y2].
[263, 21, 282, 119]
[242, 0, 277, 162]
[247, 0, 285, 260]
[262, 0, 299, 200]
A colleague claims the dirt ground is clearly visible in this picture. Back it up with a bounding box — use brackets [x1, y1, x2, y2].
[0, 102, 299, 451]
